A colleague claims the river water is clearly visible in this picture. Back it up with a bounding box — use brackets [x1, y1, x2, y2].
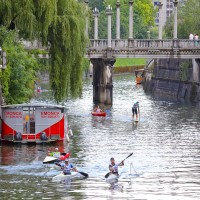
[1, 74, 200, 200]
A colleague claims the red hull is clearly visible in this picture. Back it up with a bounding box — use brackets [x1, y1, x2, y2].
[91, 112, 106, 117]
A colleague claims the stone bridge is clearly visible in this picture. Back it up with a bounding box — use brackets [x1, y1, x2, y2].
[86, 39, 200, 59]
[2, 0, 198, 105]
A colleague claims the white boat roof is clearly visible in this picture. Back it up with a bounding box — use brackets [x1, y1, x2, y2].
[0, 103, 65, 109]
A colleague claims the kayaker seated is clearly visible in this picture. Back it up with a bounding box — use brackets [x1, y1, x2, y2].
[94, 106, 102, 113]
[53, 148, 61, 158]
[109, 157, 124, 175]
[60, 159, 78, 175]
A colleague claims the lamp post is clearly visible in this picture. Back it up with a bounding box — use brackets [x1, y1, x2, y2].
[84, 0, 89, 38]
[173, 0, 178, 39]
[93, 7, 100, 40]
[0, 47, 6, 69]
[116, 0, 121, 39]
[129, 0, 134, 39]
[147, 31, 150, 39]
[106, 5, 113, 48]
[158, 1, 163, 39]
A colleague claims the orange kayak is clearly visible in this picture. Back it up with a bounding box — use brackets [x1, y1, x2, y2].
[91, 111, 106, 117]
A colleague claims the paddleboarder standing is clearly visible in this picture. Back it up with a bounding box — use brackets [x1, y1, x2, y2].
[109, 157, 124, 175]
[132, 101, 140, 121]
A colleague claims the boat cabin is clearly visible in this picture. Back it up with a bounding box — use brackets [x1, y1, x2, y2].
[0, 103, 67, 143]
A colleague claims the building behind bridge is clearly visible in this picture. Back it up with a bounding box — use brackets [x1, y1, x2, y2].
[153, 0, 185, 27]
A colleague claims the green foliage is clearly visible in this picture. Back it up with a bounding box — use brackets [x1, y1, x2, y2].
[180, 61, 190, 81]
[0, 26, 37, 104]
[89, 0, 156, 39]
[0, 0, 88, 102]
[115, 58, 146, 67]
[164, 0, 200, 39]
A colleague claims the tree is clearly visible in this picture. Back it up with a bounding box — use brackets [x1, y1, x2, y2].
[164, 0, 200, 39]
[0, 0, 87, 102]
[88, 0, 155, 39]
[0, 26, 37, 104]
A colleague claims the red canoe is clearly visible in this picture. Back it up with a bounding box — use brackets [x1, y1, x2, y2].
[91, 111, 106, 117]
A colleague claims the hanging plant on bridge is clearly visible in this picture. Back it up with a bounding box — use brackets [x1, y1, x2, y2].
[0, 0, 87, 102]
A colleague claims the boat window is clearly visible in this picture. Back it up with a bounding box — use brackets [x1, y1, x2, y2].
[23, 107, 35, 134]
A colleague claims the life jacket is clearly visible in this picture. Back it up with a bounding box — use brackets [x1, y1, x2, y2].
[63, 163, 73, 174]
[132, 102, 139, 109]
[53, 152, 60, 158]
[109, 163, 119, 173]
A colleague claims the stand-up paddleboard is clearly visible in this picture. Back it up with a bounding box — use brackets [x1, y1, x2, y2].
[106, 173, 119, 184]
[52, 171, 79, 182]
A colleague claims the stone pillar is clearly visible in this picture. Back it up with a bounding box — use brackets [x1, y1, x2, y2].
[129, 0, 134, 39]
[93, 7, 100, 40]
[116, 1, 120, 39]
[147, 31, 150, 39]
[106, 5, 113, 48]
[158, 1, 163, 39]
[84, 0, 89, 38]
[173, 0, 178, 39]
[193, 59, 200, 82]
[91, 58, 116, 105]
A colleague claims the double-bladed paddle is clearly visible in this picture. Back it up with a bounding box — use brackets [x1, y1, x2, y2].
[105, 153, 133, 178]
[55, 163, 88, 178]
[78, 171, 88, 178]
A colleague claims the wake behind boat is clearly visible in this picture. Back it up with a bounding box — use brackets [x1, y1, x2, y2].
[106, 173, 119, 184]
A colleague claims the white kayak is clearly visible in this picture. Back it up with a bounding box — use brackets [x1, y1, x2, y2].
[43, 156, 59, 164]
[52, 171, 79, 182]
[106, 173, 119, 184]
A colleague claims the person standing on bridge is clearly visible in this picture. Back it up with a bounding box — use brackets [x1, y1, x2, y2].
[132, 101, 140, 121]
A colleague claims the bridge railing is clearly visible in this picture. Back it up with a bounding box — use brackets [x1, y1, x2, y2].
[88, 39, 200, 49]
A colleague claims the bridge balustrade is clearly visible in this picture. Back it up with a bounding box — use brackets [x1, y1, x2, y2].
[88, 39, 200, 49]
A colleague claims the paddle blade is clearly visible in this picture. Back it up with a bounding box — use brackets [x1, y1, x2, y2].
[79, 171, 88, 178]
[126, 153, 133, 159]
[105, 172, 110, 178]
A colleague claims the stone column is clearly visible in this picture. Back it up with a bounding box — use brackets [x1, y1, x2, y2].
[173, 0, 178, 39]
[84, 0, 89, 38]
[106, 5, 113, 48]
[93, 7, 100, 40]
[147, 31, 150, 39]
[91, 58, 116, 105]
[193, 59, 200, 82]
[116, 1, 120, 39]
[158, 1, 163, 39]
[129, 0, 134, 39]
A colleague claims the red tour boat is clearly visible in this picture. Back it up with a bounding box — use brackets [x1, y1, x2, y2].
[0, 103, 68, 143]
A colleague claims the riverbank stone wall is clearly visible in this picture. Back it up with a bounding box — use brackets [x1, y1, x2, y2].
[143, 59, 200, 103]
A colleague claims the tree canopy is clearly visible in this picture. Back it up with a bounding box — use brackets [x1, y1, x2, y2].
[0, 26, 37, 104]
[0, 0, 87, 102]
[164, 0, 200, 39]
[88, 0, 156, 39]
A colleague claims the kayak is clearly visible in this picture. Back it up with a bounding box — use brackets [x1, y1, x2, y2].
[43, 152, 70, 164]
[91, 111, 106, 117]
[106, 173, 119, 184]
[52, 171, 79, 182]
[43, 156, 59, 164]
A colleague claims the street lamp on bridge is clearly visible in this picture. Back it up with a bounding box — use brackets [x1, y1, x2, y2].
[93, 7, 100, 40]
[106, 5, 113, 48]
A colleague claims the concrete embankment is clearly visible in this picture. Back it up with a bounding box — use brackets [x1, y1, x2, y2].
[143, 59, 200, 103]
